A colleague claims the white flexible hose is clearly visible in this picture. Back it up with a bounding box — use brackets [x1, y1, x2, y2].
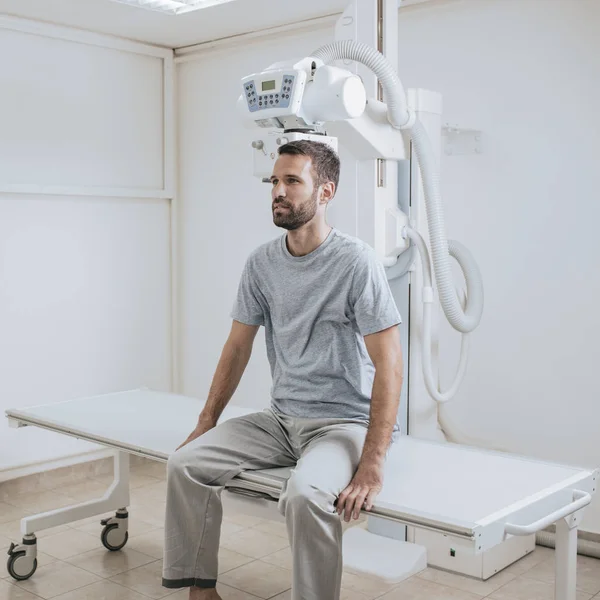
[410, 121, 484, 333]
[407, 227, 470, 403]
[310, 42, 484, 334]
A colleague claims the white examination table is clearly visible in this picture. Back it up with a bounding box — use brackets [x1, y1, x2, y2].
[4, 388, 598, 599]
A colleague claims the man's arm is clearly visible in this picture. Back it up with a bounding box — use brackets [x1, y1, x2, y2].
[336, 324, 403, 520]
[176, 321, 259, 450]
[360, 325, 404, 465]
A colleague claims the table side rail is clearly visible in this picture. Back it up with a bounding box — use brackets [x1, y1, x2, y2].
[5, 413, 170, 463]
[474, 472, 598, 551]
[225, 478, 477, 542]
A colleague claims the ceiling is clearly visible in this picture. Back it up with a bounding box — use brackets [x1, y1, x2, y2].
[0, 0, 350, 49]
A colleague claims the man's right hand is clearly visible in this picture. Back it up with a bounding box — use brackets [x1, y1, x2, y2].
[175, 418, 216, 451]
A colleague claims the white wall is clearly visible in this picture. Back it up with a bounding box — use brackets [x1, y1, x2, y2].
[396, 0, 600, 532]
[0, 20, 173, 475]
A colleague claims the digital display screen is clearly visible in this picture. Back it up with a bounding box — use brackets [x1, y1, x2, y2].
[262, 80, 276, 92]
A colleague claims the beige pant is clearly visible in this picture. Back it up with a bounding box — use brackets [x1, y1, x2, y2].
[162, 408, 368, 600]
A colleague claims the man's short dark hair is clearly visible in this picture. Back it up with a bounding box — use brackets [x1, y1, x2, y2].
[277, 140, 340, 194]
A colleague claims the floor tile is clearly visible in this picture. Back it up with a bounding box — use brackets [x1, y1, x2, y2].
[0, 504, 32, 526]
[47, 480, 109, 504]
[130, 474, 164, 489]
[0, 534, 13, 556]
[129, 482, 167, 505]
[218, 548, 255, 574]
[90, 472, 162, 490]
[250, 521, 288, 540]
[220, 521, 247, 537]
[0, 476, 46, 500]
[340, 570, 399, 598]
[127, 502, 166, 529]
[39, 469, 89, 491]
[131, 462, 167, 481]
[522, 555, 600, 595]
[0, 579, 42, 599]
[222, 514, 265, 528]
[72, 516, 159, 539]
[263, 592, 290, 600]
[417, 566, 517, 596]
[272, 589, 372, 600]
[3, 492, 76, 515]
[0, 521, 71, 541]
[220, 529, 289, 560]
[65, 514, 111, 530]
[109, 560, 171, 599]
[379, 576, 484, 599]
[167, 583, 261, 599]
[11, 561, 101, 599]
[31, 552, 58, 570]
[261, 547, 293, 571]
[488, 574, 593, 600]
[270, 588, 374, 600]
[338, 590, 373, 600]
[81, 459, 113, 479]
[37, 529, 100, 560]
[219, 560, 292, 599]
[66, 546, 157, 578]
[0, 532, 57, 571]
[125, 529, 165, 560]
[51, 580, 149, 600]
[503, 546, 555, 576]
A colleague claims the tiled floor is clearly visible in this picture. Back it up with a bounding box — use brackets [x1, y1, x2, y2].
[1, 460, 600, 600]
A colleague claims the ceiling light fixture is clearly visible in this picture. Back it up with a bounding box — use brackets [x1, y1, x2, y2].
[110, 0, 236, 15]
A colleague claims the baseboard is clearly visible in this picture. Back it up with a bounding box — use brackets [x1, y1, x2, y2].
[0, 448, 116, 483]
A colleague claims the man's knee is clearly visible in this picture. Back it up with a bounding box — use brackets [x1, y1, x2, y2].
[167, 444, 213, 485]
[280, 474, 336, 515]
[166, 447, 189, 479]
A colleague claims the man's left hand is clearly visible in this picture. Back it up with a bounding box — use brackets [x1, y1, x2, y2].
[336, 462, 384, 522]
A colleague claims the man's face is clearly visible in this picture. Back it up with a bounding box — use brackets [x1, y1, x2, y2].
[270, 154, 320, 231]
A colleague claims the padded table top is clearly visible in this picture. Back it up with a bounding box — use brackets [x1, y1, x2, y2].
[7, 388, 597, 542]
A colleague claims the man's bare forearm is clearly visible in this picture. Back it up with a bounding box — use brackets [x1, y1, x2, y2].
[360, 363, 403, 467]
[198, 342, 252, 426]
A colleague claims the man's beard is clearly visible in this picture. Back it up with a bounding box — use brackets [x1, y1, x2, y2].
[273, 188, 318, 231]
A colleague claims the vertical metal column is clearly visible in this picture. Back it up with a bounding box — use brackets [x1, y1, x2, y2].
[334, 0, 408, 543]
[554, 517, 578, 600]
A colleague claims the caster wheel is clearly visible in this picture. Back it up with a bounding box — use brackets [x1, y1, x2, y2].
[101, 524, 128, 551]
[7, 551, 37, 581]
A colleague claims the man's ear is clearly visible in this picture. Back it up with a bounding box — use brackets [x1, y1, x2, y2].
[321, 181, 336, 203]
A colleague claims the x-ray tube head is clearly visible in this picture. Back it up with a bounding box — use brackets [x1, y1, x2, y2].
[239, 57, 366, 132]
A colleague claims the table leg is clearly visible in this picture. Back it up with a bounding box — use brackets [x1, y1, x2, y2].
[555, 516, 578, 600]
[6, 450, 130, 581]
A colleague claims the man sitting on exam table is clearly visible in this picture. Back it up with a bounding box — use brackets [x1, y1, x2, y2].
[162, 140, 404, 600]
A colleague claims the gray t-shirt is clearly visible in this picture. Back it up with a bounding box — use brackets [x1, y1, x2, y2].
[230, 227, 402, 426]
